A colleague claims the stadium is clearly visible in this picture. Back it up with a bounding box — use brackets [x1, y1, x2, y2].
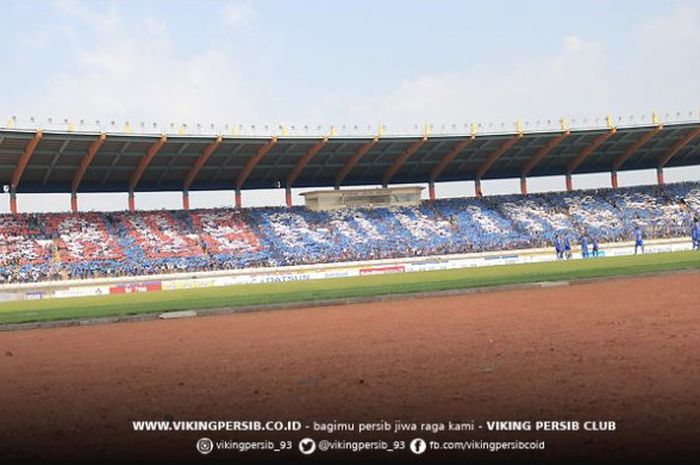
[1, 115, 700, 464]
[1, 1, 700, 464]
[1, 118, 700, 299]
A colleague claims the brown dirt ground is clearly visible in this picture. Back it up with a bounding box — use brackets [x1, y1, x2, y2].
[0, 273, 699, 464]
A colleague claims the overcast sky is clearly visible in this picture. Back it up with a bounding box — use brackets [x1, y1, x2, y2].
[1, 0, 700, 213]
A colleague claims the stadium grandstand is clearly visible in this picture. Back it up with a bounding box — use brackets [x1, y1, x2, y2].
[1, 116, 700, 284]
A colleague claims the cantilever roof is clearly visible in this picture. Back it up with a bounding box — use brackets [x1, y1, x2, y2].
[1, 122, 699, 194]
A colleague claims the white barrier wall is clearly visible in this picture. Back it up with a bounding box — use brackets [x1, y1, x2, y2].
[1, 238, 694, 302]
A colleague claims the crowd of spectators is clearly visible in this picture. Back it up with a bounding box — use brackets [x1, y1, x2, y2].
[1, 182, 699, 284]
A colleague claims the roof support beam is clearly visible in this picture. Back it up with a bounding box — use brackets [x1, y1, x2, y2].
[286, 137, 329, 190]
[9, 130, 43, 214]
[382, 136, 427, 187]
[429, 134, 475, 183]
[658, 126, 700, 169]
[521, 130, 570, 178]
[475, 133, 523, 181]
[127, 135, 167, 211]
[183, 135, 223, 193]
[612, 125, 663, 172]
[566, 128, 617, 176]
[335, 137, 379, 189]
[128, 135, 167, 194]
[70, 133, 107, 212]
[235, 137, 277, 192]
[10, 130, 43, 191]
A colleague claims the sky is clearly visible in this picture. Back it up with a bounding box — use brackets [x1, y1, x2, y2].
[1, 0, 700, 212]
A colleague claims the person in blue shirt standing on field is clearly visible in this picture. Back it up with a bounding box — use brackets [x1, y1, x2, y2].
[554, 235, 563, 259]
[563, 235, 572, 259]
[633, 225, 644, 255]
[580, 234, 589, 258]
[591, 237, 599, 257]
[692, 218, 700, 251]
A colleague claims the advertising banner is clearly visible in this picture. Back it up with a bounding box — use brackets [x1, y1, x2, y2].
[358, 265, 406, 276]
[24, 291, 45, 301]
[109, 282, 163, 295]
[323, 269, 359, 279]
[0, 292, 20, 302]
[249, 272, 319, 284]
[54, 286, 109, 299]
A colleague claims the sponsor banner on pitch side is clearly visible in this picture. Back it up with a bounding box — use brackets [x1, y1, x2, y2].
[54, 286, 109, 299]
[0, 292, 21, 302]
[109, 282, 163, 295]
[249, 272, 321, 284]
[358, 265, 406, 276]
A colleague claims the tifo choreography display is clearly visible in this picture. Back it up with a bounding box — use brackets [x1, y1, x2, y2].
[1, 182, 699, 284]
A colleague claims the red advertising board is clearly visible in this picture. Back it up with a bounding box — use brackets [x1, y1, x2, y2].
[109, 282, 162, 295]
[358, 265, 405, 276]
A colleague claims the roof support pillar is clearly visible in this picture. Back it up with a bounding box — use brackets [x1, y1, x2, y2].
[285, 187, 292, 208]
[235, 188, 242, 208]
[70, 193, 78, 213]
[565, 174, 573, 192]
[657, 167, 664, 186]
[428, 181, 436, 202]
[9, 190, 17, 215]
[182, 190, 190, 210]
[520, 177, 528, 195]
[474, 178, 483, 197]
[128, 192, 136, 213]
[611, 170, 619, 189]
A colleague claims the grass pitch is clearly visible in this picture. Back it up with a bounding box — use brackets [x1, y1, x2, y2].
[1, 251, 699, 326]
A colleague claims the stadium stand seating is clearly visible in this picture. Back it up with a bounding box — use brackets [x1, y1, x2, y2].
[1, 182, 699, 284]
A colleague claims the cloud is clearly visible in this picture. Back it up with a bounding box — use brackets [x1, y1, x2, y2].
[563, 35, 585, 52]
[638, 2, 700, 41]
[367, 35, 612, 132]
[18, 2, 263, 131]
[618, 1, 700, 121]
[8, 1, 699, 135]
[222, 0, 257, 25]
